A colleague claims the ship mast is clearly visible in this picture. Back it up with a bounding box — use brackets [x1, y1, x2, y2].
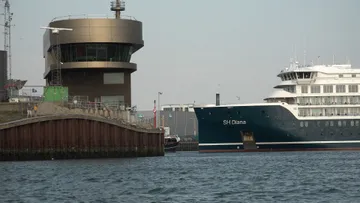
[110, 0, 125, 19]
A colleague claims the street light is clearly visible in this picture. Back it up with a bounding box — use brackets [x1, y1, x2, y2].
[157, 91, 163, 127]
[40, 26, 73, 86]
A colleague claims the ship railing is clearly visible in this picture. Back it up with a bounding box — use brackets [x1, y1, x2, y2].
[297, 102, 360, 106]
[51, 14, 138, 22]
[298, 113, 360, 117]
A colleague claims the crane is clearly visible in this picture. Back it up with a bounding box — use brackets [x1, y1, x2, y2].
[1, 0, 14, 97]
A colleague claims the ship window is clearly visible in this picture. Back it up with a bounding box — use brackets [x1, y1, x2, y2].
[349, 85, 358, 93]
[339, 74, 343, 78]
[336, 85, 346, 93]
[343, 121, 346, 127]
[296, 72, 302, 79]
[284, 86, 296, 93]
[325, 121, 329, 126]
[301, 86, 308, 93]
[330, 121, 334, 126]
[317, 121, 321, 127]
[311, 85, 321, 93]
[352, 74, 356, 78]
[338, 121, 342, 127]
[323, 85, 333, 93]
[304, 72, 311, 79]
[304, 121, 308, 127]
[300, 121, 304, 127]
[351, 120, 354, 126]
[356, 121, 359, 126]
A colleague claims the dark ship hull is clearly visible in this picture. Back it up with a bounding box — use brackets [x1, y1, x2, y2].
[194, 104, 360, 152]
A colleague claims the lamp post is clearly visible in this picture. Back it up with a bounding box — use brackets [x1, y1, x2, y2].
[157, 91, 163, 128]
[40, 26, 73, 86]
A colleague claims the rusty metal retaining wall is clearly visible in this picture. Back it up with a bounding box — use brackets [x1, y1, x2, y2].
[0, 114, 164, 161]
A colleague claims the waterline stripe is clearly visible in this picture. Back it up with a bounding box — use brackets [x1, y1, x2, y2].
[199, 143, 244, 146]
[199, 140, 360, 146]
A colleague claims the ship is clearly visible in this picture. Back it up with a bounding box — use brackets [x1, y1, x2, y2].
[162, 126, 180, 152]
[164, 134, 181, 152]
[194, 58, 360, 152]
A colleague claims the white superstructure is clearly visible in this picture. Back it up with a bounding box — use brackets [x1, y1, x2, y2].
[264, 59, 360, 119]
[161, 103, 195, 112]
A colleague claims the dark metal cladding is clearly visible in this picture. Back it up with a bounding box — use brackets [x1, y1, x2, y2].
[0, 50, 7, 101]
[195, 104, 360, 152]
[136, 110, 198, 137]
[42, 16, 144, 106]
[0, 115, 164, 161]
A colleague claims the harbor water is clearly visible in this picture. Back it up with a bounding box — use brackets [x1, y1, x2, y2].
[1, 151, 360, 202]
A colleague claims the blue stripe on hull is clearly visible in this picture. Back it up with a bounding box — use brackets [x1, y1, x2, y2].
[199, 142, 360, 152]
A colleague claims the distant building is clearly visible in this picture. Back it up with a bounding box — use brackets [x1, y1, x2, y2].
[136, 103, 198, 139]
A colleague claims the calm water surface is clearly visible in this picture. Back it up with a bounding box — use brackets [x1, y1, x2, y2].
[1, 151, 360, 203]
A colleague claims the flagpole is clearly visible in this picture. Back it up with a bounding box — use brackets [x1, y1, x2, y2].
[153, 100, 156, 128]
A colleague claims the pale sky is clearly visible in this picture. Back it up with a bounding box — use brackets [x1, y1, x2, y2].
[6, 0, 360, 110]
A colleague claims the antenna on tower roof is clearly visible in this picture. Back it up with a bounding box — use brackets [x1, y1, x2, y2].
[111, 0, 125, 19]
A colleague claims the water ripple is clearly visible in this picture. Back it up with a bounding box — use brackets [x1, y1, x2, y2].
[1, 152, 360, 202]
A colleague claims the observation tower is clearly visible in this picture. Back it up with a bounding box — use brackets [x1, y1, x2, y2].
[42, 0, 144, 106]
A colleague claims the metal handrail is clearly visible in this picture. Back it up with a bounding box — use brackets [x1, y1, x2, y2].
[51, 14, 138, 22]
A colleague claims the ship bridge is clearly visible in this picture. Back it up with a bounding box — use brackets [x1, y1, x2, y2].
[276, 63, 316, 88]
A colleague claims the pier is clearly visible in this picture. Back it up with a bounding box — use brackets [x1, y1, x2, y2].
[0, 102, 164, 161]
